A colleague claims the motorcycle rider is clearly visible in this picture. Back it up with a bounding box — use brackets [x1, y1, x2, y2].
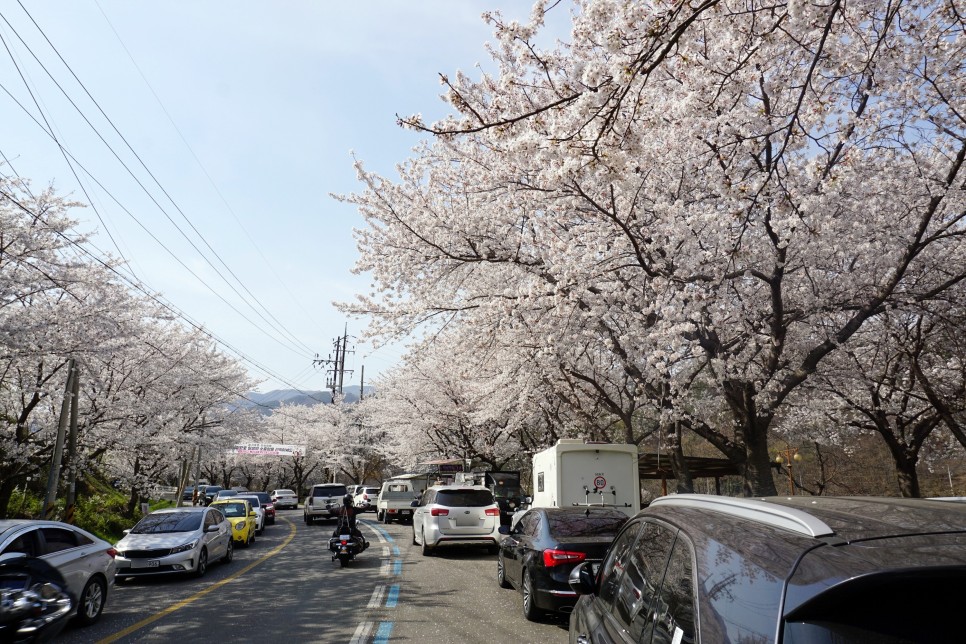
[332, 494, 368, 549]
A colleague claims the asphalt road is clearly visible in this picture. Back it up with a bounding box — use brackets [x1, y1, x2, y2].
[55, 509, 569, 644]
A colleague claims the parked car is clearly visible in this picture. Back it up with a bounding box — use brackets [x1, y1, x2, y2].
[497, 507, 627, 620]
[271, 489, 298, 510]
[209, 499, 257, 547]
[213, 489, 238, 502]
[353, 486, 380, 512]
[114, 506, 232, 580]
[182, 485, 195, 501]
[0, 519, 117, 626]
[568, 495, 966, 643]
[202, 486, 224, 505]
[234, 495, 267, 533]
[303, 483, 349, 524]
[245, 492, 276, 525]
[412, 485, 502, 555]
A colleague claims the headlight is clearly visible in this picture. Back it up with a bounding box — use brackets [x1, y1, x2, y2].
[169, 540, 199, 555]
[234, 523, 245, 531]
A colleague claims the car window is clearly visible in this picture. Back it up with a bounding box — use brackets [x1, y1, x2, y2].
[237, 496, 260, 507]
[218, 503, 250, 518]
[208, 509, 225, 525]
[613, 522, 676, 641]
[312, 485, 347, 497]
[516, 512, 540, 537]
[2, 529, 40, 557]
[251, 493, 271, 503]
[651, 536, 696, 644]
[40, 527, 80, 554]
[434, 490, 493, 507]
[548, 513, 627, 538]
[597, 520, 644, 608]
[134, 512, 202, 534]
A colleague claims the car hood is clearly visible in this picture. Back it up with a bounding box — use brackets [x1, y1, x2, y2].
[116, 531, 200, 550]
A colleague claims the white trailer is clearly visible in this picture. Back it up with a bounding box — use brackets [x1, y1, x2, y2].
[530, 439, 641, 517]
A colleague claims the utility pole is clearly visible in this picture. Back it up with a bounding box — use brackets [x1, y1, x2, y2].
[359, 365, 365, 401]
[44, 359, 75, 520]
[65, 366, 80, 524]
[315, 324, 354, 403]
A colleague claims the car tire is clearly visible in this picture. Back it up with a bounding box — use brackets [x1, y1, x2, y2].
[304, 514, 311, 525]
[195, 548, 209, 578]
[376, 510, 384, 522]
[75, 576, 106, 625]
[221, 539, 234, 563]
[383, 512, 392, 525]
[421, 529, 433, 557]
[249, 530, 256, 546]
[412, 528, 418, 546]
[522, 568, 542, 621]
[269, 518, 276, 525]
[497, 552, 512, 589]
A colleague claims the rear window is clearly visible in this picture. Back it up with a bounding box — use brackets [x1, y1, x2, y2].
[250, 493, 271, 503]
[783, 572, 963, 643]
[547, 513, 628, 538]
[312, 485, 347, 498]
[274, 490, 294, 495]
[237, 496, 261, 507]
[435, 489, 494, 507]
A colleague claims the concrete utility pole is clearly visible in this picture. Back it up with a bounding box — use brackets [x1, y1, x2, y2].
[44, 359, 75, 519]
[65, 366, 80, 524]
[315, 325, 354, 402]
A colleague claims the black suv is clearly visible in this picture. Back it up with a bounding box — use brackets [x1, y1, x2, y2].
[569, 495, 966, 643]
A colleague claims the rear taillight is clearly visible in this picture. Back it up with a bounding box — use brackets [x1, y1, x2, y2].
[106, 547, 117, 559]
[484, 508, 500, 516]
[431, 508, 449, 516]
[363, 494, 369, 500]
[543, 549, 586, 568]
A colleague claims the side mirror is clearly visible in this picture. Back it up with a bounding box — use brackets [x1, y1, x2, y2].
[498, 525, 510, 535]
[525, 496, 532, 505]
[568, 561, 596, 595]
[249, 511, 257, 517]
[206, 524, 220, 533]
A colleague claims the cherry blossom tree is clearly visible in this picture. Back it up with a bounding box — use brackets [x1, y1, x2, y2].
[341, 0, 966, 495]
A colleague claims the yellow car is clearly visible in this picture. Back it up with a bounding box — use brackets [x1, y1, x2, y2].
[211, 499, 257, 547]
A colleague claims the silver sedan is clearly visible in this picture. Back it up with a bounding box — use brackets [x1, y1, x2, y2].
[0, 519, 117, 626]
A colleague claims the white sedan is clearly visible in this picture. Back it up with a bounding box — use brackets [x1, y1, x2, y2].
[271, 489, 298, 510]
[114, 507, 233, 579]
[0, 519, 117, 626]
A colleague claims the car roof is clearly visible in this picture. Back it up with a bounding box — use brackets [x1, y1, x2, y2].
[428, 484, 491, 492]
[530, 506, 629, 518]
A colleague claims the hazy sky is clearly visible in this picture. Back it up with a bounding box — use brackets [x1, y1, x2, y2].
[0, 1, 571, 393]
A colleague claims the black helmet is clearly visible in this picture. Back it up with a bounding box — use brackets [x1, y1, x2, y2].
[343, 494, 353, 506]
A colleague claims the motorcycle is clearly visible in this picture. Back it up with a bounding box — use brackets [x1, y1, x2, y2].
[328, 504, 369, 567]
[0, 553, 73, 643]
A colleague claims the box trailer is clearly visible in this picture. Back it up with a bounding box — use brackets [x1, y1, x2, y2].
[530, 439, 640, 517]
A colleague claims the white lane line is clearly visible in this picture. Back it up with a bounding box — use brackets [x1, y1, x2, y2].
[349, 621, 373, 644]
[367, 584, 386, 609]
[380, 557, 390, 577]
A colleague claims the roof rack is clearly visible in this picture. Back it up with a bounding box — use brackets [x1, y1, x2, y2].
[650, 494, 835, 538]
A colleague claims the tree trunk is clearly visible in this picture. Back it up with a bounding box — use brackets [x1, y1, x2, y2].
[0, 478, 17, 519]
[667, 422, 694, 494]
[740, 422, 778, 497]
[889, 448, 921, 498]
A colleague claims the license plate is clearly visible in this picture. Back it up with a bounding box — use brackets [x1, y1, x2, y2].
[340, 535, 350, 541]
[146, 559, 160, 568]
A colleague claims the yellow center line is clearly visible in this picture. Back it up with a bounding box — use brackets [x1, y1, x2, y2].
[97, 516, 298, 644]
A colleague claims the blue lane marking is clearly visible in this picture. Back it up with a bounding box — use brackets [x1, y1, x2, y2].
[374, 621, 393, 644]
[392, 545, 400, 556]
[360, 519, 392, 542]
[393, 559, 402, 575]
[386, 584, 400, 608]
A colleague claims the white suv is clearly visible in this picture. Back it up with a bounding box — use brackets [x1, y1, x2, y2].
[303, 484, 349, 524]
[412, 485, 501, 556]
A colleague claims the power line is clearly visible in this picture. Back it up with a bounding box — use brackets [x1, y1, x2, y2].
[0, 6, 317, 358]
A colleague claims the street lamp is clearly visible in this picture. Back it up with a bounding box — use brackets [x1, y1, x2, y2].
[775, 447, 802, 496]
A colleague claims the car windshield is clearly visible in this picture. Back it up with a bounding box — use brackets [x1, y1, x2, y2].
[205, 487, 222, 495]
[363, 488, 379, 495]
[435, 490, 494, 507]
[237, 497, 260, 507]
[132, 512, 202, 534]
[547, 513, 627, 538]
[488, 473, 522, 498]
[218, 503, 249, 518]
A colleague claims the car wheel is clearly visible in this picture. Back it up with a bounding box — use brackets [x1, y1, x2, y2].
[522, 568, 542, 621]
[249, 530, 255, 546]
[269, 518, 276, 525]
[304, 514, 311, 525]
[497, 552, 511, 589]
[195, 548, 209, 578]
[221, 539, 234, 563]
[383, 512, 391, 525]
[412, 527, 418, 546]
[75, 576, 106, 625]
[421, 529, 433, 557]
[376, 510, 384, 521]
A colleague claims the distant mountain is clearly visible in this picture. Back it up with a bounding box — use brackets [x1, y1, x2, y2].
[240, 386, 375, 415]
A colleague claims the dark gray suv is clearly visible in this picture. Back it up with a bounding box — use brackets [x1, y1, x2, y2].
[568, 495, 966, 643]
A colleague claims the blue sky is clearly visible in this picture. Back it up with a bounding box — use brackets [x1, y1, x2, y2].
[0, 1, 571, 393]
